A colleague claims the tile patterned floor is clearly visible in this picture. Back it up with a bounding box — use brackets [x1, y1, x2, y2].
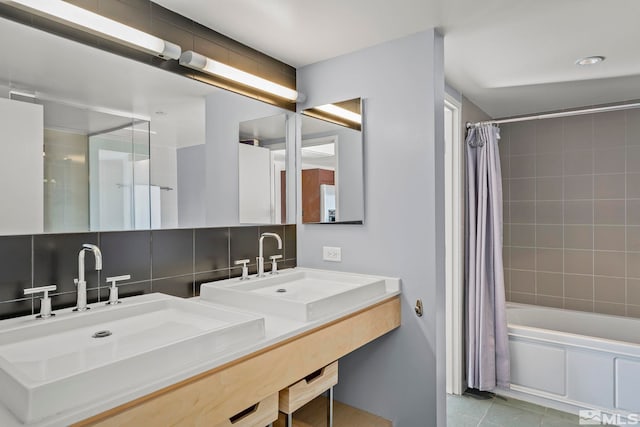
[447, 393, 582, 427]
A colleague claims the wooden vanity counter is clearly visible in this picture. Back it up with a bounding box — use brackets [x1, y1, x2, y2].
[74, 296, 401, 427]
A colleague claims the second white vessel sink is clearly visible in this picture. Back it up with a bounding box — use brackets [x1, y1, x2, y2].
[0, 293, 264, 423]
[200, 268, 389, 322]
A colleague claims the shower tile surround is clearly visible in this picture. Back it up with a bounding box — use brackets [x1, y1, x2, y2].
[0, 225, 296, 320]
[502, 107, 640, 317]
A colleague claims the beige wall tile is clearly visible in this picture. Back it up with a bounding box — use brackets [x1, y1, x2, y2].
[565, 274, 593, 299]
[564, 200, 593, 224]
[628, 253, 640, 279]
[564, 298, 594, 312]
[564, 150, 593, 175]
[626, 174, 640, 199]
[511, 247, 535, 270]
[627, 279, 640, 305]
[564, 225, 593, 249]
[535, 118, 563, 153]
[627, 109, 640, 146]
[510, 292, 536, 305]
[536, 201, 563, 224]
[537, 248, 563, 273]
[565, 250, 593, 274]
[536, 177, 563, 200]
[627, 200, 640, 225]
[510, 178, 536, 201]
[594, 251, 625, 277]
[594, 226, 625, 251]
[594, 302, 626, 316]
[628, 146, 640, 173]
[510, 201, 535, 224]
[627, 226, 640, 251]
[594, 276, 626, 303]
[511, 224, 535, 247]
[594, 148, 625, 174]
[509, 155, 536, 178]
[594, 200, 625, 225]
[511, 270, 536, 293]
[564, 175, 593, 200]
[510, 122, 537, 155]
[536, 153, 563, 177]
[536, 225, 563, 248]
[594, 111, 626, 148]
[594, 174, 625, 199]
[563, 115, 593, 151]
[536, 272, 563, 297]
[536, 295, 564, 309]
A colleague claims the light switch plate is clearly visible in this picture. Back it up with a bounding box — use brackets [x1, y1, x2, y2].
[323, 246, 342, 262]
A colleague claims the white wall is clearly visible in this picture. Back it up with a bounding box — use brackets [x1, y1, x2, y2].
[238, 143, 272, 223]
[296, 30, 445, 426]
[334, 127, 363, 221]
[0, 98, 44, 234]
[204, 91, 295, 226]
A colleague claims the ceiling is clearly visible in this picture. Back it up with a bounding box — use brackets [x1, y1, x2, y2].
[155, 0, 640, 118]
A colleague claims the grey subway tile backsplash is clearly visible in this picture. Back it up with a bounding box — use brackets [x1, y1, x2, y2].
[503, 108, 640, 317]
[0, 225, 296, 319]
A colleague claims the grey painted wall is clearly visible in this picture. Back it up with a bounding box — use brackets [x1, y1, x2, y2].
[177, 144, 206, 228]
[296, 30, 446, 426]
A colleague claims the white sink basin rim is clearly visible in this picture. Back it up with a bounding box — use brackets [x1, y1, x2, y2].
[200, 268, 389, 322]
[0, 293, 264, 423]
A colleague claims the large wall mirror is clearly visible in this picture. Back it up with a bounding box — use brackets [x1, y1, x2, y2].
[0, 16, 294, 235]
[301, 98, 364, 224]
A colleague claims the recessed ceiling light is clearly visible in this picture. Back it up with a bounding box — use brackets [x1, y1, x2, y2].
[576, 56, 605, 66]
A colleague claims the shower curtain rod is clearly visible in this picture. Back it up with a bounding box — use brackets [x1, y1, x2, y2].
[465, 101, 640, 128]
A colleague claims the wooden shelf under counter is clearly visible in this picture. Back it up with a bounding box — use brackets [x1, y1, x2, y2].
[74, 296, 401, 427]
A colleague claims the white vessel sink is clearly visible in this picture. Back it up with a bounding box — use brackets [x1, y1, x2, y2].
[200, 268, 388, 322]
[0, 293, 264, 423]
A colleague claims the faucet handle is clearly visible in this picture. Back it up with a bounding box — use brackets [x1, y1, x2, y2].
[269, 255, 283, 275]
[105, 275, 131, 305]
[24, 285, 57, 319]
[234, 259, 250, 280]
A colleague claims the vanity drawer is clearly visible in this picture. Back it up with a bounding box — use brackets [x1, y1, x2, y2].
[215, 393, 278, 427]
[279, 361, 338, 413]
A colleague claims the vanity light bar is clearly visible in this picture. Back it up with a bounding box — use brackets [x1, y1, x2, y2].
[5, 0, 181, 60]
[180, 50, 301, 102]
[315, 104, 362, 125]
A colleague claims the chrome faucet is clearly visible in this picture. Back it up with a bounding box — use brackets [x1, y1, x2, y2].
[257, 233, 282, 277]
[74, 244, 102, 311]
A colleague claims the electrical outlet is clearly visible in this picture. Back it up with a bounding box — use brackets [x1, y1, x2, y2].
[323, 246, 342, 262]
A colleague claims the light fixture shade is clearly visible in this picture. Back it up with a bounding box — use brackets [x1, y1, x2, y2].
[315, 104, 362, 125]
[180, 50, 301, 102]
[6, 0, 181, 60]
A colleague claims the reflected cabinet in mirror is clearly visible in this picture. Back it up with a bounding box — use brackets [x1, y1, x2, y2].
[301, 98, 364, 224]
[0, 16, 293, 235]
[238, 114, 288, 224]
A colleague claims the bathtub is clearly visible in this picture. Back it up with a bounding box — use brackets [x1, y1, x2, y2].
[503, 303, 640, 418]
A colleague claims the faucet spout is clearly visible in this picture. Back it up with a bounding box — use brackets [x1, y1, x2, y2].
[257, 233, 283, 277]
[75, 244, 102, 312]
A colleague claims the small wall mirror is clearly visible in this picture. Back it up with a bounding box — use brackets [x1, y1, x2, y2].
[301, 98, 364, 224]
[238, 114, 288, 224]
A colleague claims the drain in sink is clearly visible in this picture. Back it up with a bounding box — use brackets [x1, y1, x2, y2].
[276, 288, 287, 293]
[92, 330, 112, 338]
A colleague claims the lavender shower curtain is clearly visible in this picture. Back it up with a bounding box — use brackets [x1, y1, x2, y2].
[465, 124, 510, 390]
